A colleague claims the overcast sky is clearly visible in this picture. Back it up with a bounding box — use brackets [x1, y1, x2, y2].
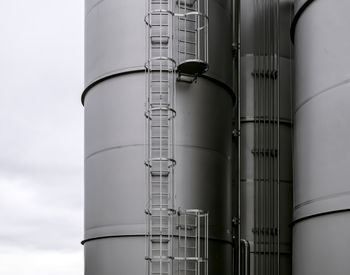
[0, 1, 84, 274]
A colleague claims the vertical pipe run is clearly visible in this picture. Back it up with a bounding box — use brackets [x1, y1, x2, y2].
[239, 0, 293, 274]
[276, 1, 280, 272]
[233, 0, 241, 274]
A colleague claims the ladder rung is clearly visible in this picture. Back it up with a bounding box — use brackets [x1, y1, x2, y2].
[151, 207, 170, 211]
[150, 173, 170, 178]
[179, 17, 196, 22]
[151, 1, 169, 4]
[151, 34, 170, 37]
[151, 183, 169, 186]
[177, 225, 197, 230]
[151, 39, 170, 45]
[179, 6, 196, 10]
[152, 215, 170, 218]
[152, 46, 169, 49]
[151, 24, 169, 27]
[151, 229, 169, 232]
[179, 51, 196, 55]
[179, 40, 196, 44]
[179, 29, 196, 33]
[149, 106, 171, 109]
[149, 258, 171, 262]
[151, 238, 170, 243]
[151, 35, 170, 39]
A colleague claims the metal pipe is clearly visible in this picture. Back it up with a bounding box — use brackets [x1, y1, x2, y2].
[240, 239, 250, 275]
[233, 0, 242, 274]
[276, 1, 280, 273]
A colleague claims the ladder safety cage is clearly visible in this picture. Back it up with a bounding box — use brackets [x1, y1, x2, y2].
[175, 209, 209, 275]
[145, 2, 209, 275]
[145, 1, 177, 275]
[175, 0, 209, 76]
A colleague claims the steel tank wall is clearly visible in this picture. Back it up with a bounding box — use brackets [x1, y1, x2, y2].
[239, 0, 293, 273]
[293, 1, 350, 274]
[83, 0, 234, 274]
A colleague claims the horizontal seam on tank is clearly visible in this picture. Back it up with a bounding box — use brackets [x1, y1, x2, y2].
[176, 144, 230, 158]
[86, 223, 144, 231]
[82, 69, 235, 105]
[295, 78, 350, 114]
[294, 190, 350, 210]
[291, 208, 350, 226]
[85, 144, 144, 160]
[86, 66, 145, 87]
[200, 75, 234, 96]
[81, 235, 233, 245]
[241, 53, 292, 60]
[290, 0, 317, 44]
[82, 67, 145, 105]
[86, 224, 231, 236]
[86, 144, 230, 160]
[86, 0, 105, 15]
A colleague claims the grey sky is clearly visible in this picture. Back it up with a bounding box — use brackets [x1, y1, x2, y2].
[0, 1, 84, 274]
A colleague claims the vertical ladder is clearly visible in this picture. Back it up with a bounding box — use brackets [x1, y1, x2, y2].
[145, 1, 177, 275]
[175, 210, 208, 275]
[145, 2, 209, 275]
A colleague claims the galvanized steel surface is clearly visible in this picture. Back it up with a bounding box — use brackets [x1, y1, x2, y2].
[84, 74, 233, 275]
[293, 0, 350, 274]
[84, 0, 233, 92]
[84, 0, 234, 274]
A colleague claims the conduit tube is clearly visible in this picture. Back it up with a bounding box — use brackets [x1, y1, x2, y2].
[293, 1, 350, 274]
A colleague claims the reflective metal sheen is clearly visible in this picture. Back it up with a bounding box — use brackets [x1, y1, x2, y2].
[293, 0, 350, 274]
[83, 0, 234, 274]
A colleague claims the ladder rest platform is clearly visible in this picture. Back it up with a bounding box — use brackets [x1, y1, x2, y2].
[177, 59, 208, 75]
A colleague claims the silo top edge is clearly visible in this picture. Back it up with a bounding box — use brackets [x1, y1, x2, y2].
[290, 0, 317, 44]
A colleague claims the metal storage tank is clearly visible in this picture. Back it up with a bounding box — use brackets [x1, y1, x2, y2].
[83, 0, 234, 274]
[292, 0, 350, 274]
[238, 0, 293, 274]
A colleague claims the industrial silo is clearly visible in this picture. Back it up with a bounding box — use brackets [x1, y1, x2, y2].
[83, 0, 234, 274]
[82, 0, 350, 274]
[292, 0, 350, 274]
